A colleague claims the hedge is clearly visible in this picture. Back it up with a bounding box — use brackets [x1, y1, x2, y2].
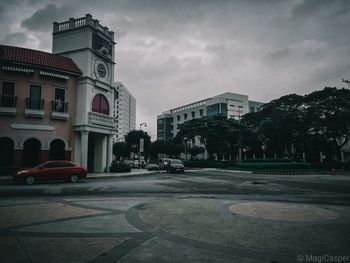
[237, 162, 311, 170]
[242, 158, 293, 163]
[110, 161, 131, 173]
[183, 160, 231, 168]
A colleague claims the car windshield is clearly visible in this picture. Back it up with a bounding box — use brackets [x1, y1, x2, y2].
[171, 159, 182, 164]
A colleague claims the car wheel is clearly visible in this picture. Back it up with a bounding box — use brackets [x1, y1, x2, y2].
[69, 174, 79, 183]
[26, 175, 35, 185]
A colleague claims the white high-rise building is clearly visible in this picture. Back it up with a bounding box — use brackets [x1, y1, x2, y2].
[157, 92, 264, 140]
[113, 82, 136, 141]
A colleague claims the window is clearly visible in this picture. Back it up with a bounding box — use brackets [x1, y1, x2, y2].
[250, 107, 255, 113]
[177, 115, 180, 121]
[29, 84, 42, 110]
[184, 113, 187, 120]
[53, 88, 66, 112]
[92, 94, 109, 115]
[1, 81, 15, 107]
[59, 162, 74, 167]
[200, 109, 204, 116]
[191, 111, 195, 118]
[42, 162, 61, 168]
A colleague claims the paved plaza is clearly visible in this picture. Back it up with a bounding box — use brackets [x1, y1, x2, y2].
[0, 170, 349, 262]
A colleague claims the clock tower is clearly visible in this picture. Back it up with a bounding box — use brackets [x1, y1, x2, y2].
[52, 14, 117, 172]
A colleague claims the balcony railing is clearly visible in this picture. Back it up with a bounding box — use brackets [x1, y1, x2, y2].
[88, 111, 117, 129]
[26, 98, 44, 110]
[52, 100, 68, 113]
[0, 95, 17, 115]
[51, 100, 69, 120]
[25, 98, 44, 117]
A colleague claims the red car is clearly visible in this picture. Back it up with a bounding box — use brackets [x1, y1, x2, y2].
[14, 161, 87, 185]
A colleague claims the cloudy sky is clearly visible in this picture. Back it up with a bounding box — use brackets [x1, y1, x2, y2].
[1, 0, 349, 139]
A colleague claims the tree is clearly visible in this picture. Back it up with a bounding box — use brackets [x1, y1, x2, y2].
[175, 115, 231, 159]
[303, 87, 350, 160]
[124, 130, 151, 160]
[112, 142, 130, 160]
[188, 146, 205, 159]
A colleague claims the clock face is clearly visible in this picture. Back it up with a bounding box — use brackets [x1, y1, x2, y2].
[97, 63, 107, 78]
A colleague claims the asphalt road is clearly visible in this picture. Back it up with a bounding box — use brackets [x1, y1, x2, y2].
[1, 170, 350, 263]
[1, 170, 350, 204]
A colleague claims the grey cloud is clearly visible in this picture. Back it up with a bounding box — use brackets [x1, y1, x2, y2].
[291, 0, 349, 18]
[1, 32, 31, 46]
[21, 3, 74, 32]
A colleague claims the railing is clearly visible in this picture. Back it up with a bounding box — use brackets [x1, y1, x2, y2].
[53, 14, 114, 38]
[26, 98, 44, 110]
[74, 18, 86, 27]
[88, 111, 117, 129]
[0, 95, 17, 108]
[51, 100, 68, 113]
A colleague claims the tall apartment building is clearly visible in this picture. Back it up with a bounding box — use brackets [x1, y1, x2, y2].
[157, 92, 264, 140]
[113, 82, 136, 142]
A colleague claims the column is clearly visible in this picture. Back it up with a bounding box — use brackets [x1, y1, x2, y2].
[14, 147, 23, 169]
[81, 131, 89, 168]
[106, 135, 113, 172]
[41, 148, 50, 163]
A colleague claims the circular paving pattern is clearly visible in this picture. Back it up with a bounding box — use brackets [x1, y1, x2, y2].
[229, 201, 339, 221]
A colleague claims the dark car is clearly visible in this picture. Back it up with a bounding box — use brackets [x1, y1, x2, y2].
[145, 163, 160, 171]
[166, 159, 185, 173]
[14, 161, 87, 185]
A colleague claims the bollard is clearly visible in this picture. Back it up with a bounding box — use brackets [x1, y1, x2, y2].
[331, 168, 335, 176]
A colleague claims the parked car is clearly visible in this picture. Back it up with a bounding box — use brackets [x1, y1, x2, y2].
[166, 159, 185, 173]
[129, 160, 147, 168]
[145, 163, 160, 171]
[13, 161, 87, 185]
[159, 158, 171, 170]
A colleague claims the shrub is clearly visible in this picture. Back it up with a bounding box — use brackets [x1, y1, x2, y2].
[110, 161, 131, 173]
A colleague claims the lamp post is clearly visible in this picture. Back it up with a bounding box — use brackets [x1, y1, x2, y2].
[183, 137, 189, 160]
[138, 123, 147, 168]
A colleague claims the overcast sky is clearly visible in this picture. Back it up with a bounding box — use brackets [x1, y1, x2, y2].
[1, 0, 349, 139]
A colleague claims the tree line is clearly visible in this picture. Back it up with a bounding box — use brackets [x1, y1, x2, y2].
[114, 87, 350, 164]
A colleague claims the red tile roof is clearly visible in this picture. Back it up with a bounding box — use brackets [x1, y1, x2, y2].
[0, 45, 82, 75]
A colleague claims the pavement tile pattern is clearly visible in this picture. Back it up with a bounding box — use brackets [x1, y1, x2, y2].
[0, 196, 349, 263]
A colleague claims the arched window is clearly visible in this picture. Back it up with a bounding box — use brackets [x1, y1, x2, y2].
[92, 94, 109, 115]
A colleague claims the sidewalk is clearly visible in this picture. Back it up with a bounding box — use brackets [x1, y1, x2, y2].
[88, 169, 159, 179]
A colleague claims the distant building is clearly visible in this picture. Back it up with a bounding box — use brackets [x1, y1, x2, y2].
[0, 44, 81, 173]
[113, 82, 136, 142]
[157, 92, 264, 140]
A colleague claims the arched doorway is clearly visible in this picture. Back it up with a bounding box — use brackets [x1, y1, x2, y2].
[23, 138, 41, 167]
[49, 139, 66, 160]
[0, 137, 14, 174]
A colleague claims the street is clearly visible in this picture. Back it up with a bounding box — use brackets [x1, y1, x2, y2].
[0, 170, 350, 262]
